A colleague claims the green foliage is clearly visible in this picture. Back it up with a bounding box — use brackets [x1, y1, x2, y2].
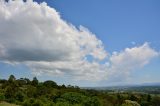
[23, 100, 31, 106]
[61, 84, 66, 89]
[5, 85, 15, 99]
[26, 85, 37, 98]
[22, 98, 44, 106]
[55, 102, 71, 106]
[43, 80, 57, 88]
[147, 94, 151, 102]
[0, 75, 160, 106]
[129, 94, 138, 101]
[140, 101, 150, 106]
[82, 96, 101, 106]
[60, 92, 83, 104]
[16, 78, 28, 86]
[121, 100, 140, 106]
[0, 92, 5, 101]
[32, 99, 43, 106]
[32, 77, 38, 86]
[8, 75, 16, 83]
[151, 96, 160, 106]
[15, 91, 25, 102]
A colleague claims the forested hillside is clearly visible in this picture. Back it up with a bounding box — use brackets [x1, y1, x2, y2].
[0, 75, 160, 106]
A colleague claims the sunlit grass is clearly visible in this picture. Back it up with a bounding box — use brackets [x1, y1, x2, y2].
[0, 102, 19, 106]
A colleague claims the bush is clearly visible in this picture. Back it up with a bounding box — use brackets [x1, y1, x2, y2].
[15, 91, 25, 102]
[32, 99, 43, 106]
[23, 99, 44, 106]
[61, 92, 83, 104]
[55, 102, 71, 106]
[82, 96, 101, 106]
[121, 100, 140, 106]
[0, 93, 5, 101]
[23, 99, 32, 106]
[140, 101, 150, 106]
[151, 96, 160, 106]
[6, 98, 16, 103]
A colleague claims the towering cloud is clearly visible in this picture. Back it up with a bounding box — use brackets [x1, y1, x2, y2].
[0, 0, 159, 81]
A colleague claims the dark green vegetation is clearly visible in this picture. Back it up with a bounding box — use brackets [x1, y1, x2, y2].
[0, 101, 19, 106]
[0, 75, 160, 106]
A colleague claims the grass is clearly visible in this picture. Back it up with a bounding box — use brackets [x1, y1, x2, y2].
[0, 102, 19, 106]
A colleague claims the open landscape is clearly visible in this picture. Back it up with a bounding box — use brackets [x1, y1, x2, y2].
[0, 75, 160, 106]
[0, 0, 160, 106]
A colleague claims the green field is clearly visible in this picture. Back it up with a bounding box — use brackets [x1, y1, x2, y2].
[0, 102, 18, 106]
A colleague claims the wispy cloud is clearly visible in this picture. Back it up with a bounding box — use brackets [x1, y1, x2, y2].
[0, 0, 159, 82]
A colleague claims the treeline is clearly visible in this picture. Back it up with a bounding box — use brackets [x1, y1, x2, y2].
[0, 75, 160, 106]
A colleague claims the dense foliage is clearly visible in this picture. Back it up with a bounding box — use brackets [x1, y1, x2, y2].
[0, 75, 160, 106]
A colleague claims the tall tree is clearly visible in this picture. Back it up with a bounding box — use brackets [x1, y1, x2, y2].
[8, 75, 16, 83]
[32, 77, 38, 86]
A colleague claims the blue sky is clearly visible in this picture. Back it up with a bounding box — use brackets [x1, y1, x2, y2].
[0, 0, 160, 86]
[43, 0, 160, 52]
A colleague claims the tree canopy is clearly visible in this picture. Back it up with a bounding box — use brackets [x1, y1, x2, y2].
[0, 75, 160, 106]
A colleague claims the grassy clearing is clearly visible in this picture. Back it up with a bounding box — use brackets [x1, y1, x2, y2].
[0, 102, 19, 106]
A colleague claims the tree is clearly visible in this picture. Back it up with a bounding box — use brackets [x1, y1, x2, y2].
[26, 85, 37, 97]
[5, 85, 15, 99]
[32, 77, 38, 86]
[43, 80, 57, 88]
[151, 96, 160, 106]
[147, 94, 151, 102]
[130, 94, 138, 101]
[15, 91, 25, 102]
[61, 92, 83, 104]
[61, 84, 66, 88]
[16, 78, 27, 86]
[0, 79, 7, 84]
[8, 75, 16, 83]
[32, 99, 43, 106]
[0, 93, 5, 101]
[24, 78, 31, 85]
[83, 96, 101, 106]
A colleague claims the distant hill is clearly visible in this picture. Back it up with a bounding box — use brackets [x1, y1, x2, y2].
[82, 82, 160, 94]
[140, 82, 160, 86]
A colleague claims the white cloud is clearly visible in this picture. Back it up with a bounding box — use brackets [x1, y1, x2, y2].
[0, 0, 107, 81]
[0, 0, 159, 82]
[108, 43, 159, 81]
[110, 43, 158, 67]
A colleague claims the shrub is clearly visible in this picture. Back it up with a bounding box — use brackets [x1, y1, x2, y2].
[55, 102, 71, 106]
[15, 91, 25, 102]
[121, 100, 140, 106]
[0, 93, 5, 101]
[61, 92, 83, 104]
[82, 96, 101, 106]
[32, 99, 43, 106]
[23, 99, 32, 106]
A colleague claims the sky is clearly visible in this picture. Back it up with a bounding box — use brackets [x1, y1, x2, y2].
[0, 0, 160, 87]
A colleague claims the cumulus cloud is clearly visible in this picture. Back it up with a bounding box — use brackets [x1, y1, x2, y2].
[108, 43, 159, 81]
[0, 0, 159, 82]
